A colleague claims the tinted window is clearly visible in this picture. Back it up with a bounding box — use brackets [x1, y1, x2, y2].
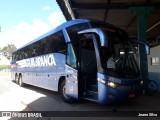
[91, 22, 140, 78]
[47, 31, 66, 54]
[66, 23, 89, 55]
[32, 31, 66, 56]
[13, 31, 66, 61]
[12, 52, 16, 61]
[66, 43, 76, 68]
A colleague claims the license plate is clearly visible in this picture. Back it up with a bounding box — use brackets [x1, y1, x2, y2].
[129, 93, 135, 98]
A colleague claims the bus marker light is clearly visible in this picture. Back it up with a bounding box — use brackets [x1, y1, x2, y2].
[97, 78, 105, 84]
[129, 93, 135, 98]
[73, 81, 77, 83]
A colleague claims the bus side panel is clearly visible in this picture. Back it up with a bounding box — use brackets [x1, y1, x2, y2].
[98, 82, 108, 104]
[46, 53, 65, 91]
[12, 53, 66, 92]
[43, 66, 57, 91]
[65, 65, 78, 99]
[22, 65, 34, 85]
[11, 68, 16, 80]
[11, 72, 15, 80]
[31, 66, 44, 87]
[16, 60, 33, 85]
[11, 61, 18, 80]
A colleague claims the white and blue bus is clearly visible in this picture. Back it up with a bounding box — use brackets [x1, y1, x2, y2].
[11, 19, 149, 104]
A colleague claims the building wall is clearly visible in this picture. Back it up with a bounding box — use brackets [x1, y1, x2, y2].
[147, 45, 160, 90]
[0, 55, 10, 65]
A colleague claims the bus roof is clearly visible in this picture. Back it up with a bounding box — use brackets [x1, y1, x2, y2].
[15, 19, 118, 52]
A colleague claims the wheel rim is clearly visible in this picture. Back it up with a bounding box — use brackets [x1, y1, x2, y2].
[15, 75, 18, 82]
[62, 85, 69, 98]
[148, 81, 158, 92]
[19, 77, 22, 86]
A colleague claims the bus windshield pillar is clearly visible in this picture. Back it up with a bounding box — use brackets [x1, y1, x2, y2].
[129, 7, 154, 91]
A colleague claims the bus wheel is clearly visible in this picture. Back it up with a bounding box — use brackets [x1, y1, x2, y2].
[18, 75, 25, 87]
[15, 74, 19, 84]
[147, 80, 158, 94]
[60, 80, 75, 103]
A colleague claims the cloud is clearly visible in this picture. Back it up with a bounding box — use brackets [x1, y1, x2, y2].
[0, 19, 51, 49]
[0, 12, 64, 49]
[43, 6, 52, 11]
[48, 12, 62, 27]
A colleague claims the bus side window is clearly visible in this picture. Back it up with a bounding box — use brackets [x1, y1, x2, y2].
[66, 23, 90, 52]
[12, 53, 16, 61]
[66, 43, 76, 68]
[57, 31, 66, 55]
[49, 31, 66, 55]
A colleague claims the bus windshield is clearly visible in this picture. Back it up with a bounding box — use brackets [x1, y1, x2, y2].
[91, 23, 140, 78]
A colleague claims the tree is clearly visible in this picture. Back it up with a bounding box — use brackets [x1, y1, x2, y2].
[0, 44, 17, 60]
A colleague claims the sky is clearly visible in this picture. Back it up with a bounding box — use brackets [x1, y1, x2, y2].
[0, 0, 66, 49]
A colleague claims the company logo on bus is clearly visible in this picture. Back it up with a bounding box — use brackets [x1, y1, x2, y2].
[108, 77, 121, 84]
[17, 54, 56, 67]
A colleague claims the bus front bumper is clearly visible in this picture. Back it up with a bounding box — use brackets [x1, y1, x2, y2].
[98, 82, 144, 104]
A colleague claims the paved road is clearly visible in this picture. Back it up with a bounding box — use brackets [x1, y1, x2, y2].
[0, 75, 160, 120]
[0, 76, 11, 95]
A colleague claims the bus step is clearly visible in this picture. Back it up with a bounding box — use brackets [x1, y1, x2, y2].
[84, 95, 98, 102]
[88, 90, 98, 100]
[90, 85, 98, 92]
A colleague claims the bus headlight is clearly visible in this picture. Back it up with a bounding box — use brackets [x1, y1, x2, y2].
[107, 81, 118, 88]
[98, 78, 118, 88]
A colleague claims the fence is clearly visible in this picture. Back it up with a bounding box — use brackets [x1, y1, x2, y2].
[0, 69, 11, 76]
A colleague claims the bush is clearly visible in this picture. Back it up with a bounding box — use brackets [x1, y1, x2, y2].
[0, 65, 11, 69]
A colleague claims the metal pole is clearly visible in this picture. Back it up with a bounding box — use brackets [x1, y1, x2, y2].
[129, 7, 154, 91]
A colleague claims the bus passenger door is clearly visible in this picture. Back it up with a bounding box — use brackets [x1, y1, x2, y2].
[65, 43, 78, 99]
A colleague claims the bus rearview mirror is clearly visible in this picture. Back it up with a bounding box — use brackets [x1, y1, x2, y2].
[78, 28, 108, 47]
[131, 40, 150, 55]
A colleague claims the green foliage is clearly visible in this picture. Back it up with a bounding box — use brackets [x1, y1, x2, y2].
[0, 44, 17, 59]
[0, 65, 11, 69]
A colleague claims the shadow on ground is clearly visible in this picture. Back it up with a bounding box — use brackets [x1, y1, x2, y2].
[8, 81, 160, 120]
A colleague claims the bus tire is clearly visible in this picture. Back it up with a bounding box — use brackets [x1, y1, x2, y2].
[60, 80, 76, 103]
[147, 80, 158, 94]
[15, 74, 19, 84]
[18, 75, 25, 87]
